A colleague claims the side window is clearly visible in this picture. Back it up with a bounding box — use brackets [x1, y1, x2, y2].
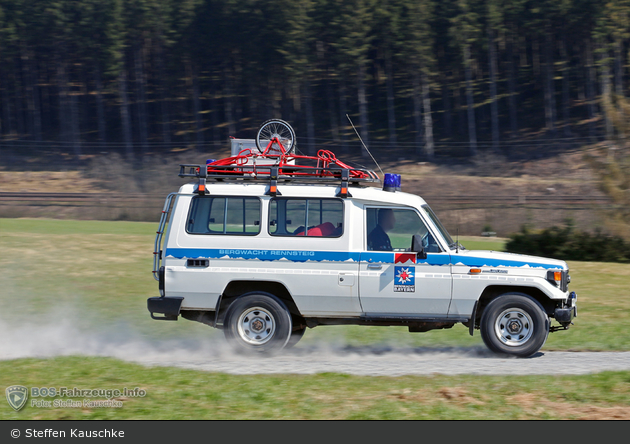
[269, 198, 343, 237]
[187, 196, 261, 235]
[366, 207, 441, 252]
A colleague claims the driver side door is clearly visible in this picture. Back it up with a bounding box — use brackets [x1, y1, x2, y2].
[358, 206, 453, 316]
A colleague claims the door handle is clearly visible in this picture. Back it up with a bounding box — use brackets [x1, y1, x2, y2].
[367, 263, 382, 270]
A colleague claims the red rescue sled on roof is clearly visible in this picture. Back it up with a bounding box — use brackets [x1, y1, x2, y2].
[179, 119, 381, 197]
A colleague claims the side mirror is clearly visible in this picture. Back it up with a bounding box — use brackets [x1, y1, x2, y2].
[411, 235, 427, 260]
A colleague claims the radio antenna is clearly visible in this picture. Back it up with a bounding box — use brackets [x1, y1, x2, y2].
[456, 227, 460, 254]
[346, 114, 384, 179]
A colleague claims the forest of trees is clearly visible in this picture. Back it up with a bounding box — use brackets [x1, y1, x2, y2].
[1, 0, 630, 161]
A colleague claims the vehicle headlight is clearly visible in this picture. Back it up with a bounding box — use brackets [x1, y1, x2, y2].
[546, 270, 568, 291]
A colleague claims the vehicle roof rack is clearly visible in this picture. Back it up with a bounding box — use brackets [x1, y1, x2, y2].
[179, 148, 381, 198]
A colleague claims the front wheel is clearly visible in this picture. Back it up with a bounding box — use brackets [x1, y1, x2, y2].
[480, 294, 549, 358]
[223, 292, 292, 354]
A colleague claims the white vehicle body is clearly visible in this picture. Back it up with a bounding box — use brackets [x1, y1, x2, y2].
[148, 164, 577, 357]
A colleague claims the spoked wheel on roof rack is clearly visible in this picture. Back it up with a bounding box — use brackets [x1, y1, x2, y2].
[255, 119, 296, 155]
[179, 117, 380, 187]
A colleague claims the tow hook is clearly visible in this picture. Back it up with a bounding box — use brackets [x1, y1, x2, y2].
[550, 323, 573, 333]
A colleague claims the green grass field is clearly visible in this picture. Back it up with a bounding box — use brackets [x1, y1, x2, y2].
[0, 357, 629, 420]
[1, 218, 629, 419]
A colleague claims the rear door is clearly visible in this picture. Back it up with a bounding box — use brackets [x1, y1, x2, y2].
[266, 197, 361, 316]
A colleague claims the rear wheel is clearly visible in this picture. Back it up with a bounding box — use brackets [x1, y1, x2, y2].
[285, 327, 306, 350]
[223, 292, 292, 354]
[480, 294, 549, 358]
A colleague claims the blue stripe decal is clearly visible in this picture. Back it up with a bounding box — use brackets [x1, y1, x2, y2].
[165, 248, 562, 269]
[418, 254, 452, 266]
[359, 252, 451, 266]
[450, 255, 562, 270]
[165, 248, 361, 263]
[359, 252, 395, 263]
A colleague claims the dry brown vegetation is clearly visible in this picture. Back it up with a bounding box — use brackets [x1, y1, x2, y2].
[0, 145, 623, 237]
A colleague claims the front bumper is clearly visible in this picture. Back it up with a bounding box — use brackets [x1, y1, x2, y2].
[553, 291, 577, 325]
[147, 296, 184, 321]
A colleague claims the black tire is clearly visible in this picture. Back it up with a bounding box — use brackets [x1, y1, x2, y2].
[223, 292, 292, 354]
[255, 119, 296, 155]
[284, 327, 306, 350]
[480, 294, 549, 358]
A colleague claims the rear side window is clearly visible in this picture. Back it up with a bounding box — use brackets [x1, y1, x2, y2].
[187, 196, 261, 235]
[269, 198, 343, 237]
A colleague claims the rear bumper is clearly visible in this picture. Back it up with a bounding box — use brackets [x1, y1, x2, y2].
[147, 296, 184, 321]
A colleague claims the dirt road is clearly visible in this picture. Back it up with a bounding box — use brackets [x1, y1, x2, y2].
[2, 318, 629, 376]
[125, 344, 630, 376]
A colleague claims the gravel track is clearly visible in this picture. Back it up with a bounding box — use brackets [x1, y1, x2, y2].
[2, 318, 629, 376]
[127, 346, 630, 376]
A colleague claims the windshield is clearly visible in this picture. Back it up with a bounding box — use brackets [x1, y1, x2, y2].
[422, 205, 457, 250]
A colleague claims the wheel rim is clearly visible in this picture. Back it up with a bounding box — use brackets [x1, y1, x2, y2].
[257, 121, 294, 154]
[494, 308, 534, 347]
[236, 306, 276, 346]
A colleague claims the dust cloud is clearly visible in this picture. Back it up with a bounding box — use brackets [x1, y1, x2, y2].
[0, 314, 223, 362]
[0, 304, 492, 370]
[0, 305, 508, 377]
[3, 312, 630, 375]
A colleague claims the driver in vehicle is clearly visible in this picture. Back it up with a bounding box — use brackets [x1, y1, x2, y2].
[368, 208, 395, 251]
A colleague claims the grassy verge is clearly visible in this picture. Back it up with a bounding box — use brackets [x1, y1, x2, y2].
[1, 356, 629, 420]
[458, 235, 507, 251]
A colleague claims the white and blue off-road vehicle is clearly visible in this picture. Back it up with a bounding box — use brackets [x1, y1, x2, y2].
[148, 120, 577, 357]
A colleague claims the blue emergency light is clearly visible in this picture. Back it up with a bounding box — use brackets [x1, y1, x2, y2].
[206, 159, 216, 165]
[383, 173, 401, 192]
